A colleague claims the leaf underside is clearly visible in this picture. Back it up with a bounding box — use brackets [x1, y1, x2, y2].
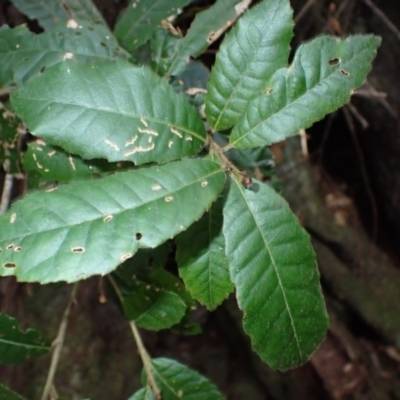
[223, 178, 329, 370]
[230, 35, 381, 148]
[0, 159, 225, 283]
[11, 60, 206, 165]
[205, 0, 294, 130]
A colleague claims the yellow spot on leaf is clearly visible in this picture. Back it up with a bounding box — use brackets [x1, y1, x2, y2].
[121, 253, 133, 261]
[63, 52, 74, 61]
[151, 184, 162, 191]
[10, 213, 16, 223]
[168, 140, 173, 148]
[165, 196, 173, 202]
[68, 155, 76, 171]
[103, 215, 113, 222]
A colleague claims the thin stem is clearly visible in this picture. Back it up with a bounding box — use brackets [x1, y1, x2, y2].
[41, 283, 79, 400]
[108, 275, 161, 399]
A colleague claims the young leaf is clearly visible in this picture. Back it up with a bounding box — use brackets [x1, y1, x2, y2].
[0, 22, 131, 87]
[0, 159, 225, 283]
[222, 178, 329, 370]
[166, 0, 251, 77]
[141, 358, 225, 400]
[11, 60, 207, 165]
[205, 0, 294, 130]
[230, 35, 381, 149]
[23, 141, 112, 183]
[0, 384, 26, 400]
[123, 287, 187, 330]
[114, 0, 191, 52]
[9, 0, 107, 30]
[0, 313, 51, 364]
[176, 197, 233, 310]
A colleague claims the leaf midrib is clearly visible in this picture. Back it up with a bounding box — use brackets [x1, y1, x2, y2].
[213, 3, 282, 130]
[0, 168, 223, 243]
[15, 96, 206, 143]
[0, 337, 49, 351]
[235, 180, 302, 359]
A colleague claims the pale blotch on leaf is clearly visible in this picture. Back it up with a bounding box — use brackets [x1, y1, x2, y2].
[124, 143, 155, 157]
[125, 135, 138, 147]
[3, 262, 16, 269]
[104, 139, 120, 152]
[178, 390, 184, 397]
[14, 246, 22, 252]
[151, 184, 162, 191]
[103, 215, 113, 222]
[71, 247, 85, 253]
[170, 126, 183, 138]
[6, 244, 14, 250]
[168, 140, 174, 148]
[120, 253, 133, 262]
[66, 19, 80, 29]
[140, 118, 148, 127]
[185, 136, 193, 141]
[201, 180, 208, 187]
[10, 213, 16, 223]
[63, 52, 74, 61]
[68, 155, 76, 171]
[165, 196, 174, 202]
[138, 127, 158, 136]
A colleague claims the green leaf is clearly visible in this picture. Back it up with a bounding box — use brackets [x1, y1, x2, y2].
[205, 0, 294, 130]
[0, 158, 225, 283]
[0, 313, 51, 364]
[176, 197, 233, 310]
[142, 358, 225, 400]
[166, 0, 250, 77]
[114, 0, 191, 52]
[150, 28, 182, 77]
[23, 141, 113, 182]
[222, 178, 329, 370]
[9, 0, 107, 30]
[0, 22, 131, 87]
[11, 60, 207, 165]
[230, 35, 381, 149]
[0, 383, 26, 400]
[128, 387, 156, 400]
[123, 287, 187, 330]
[0, 103, 21, 174]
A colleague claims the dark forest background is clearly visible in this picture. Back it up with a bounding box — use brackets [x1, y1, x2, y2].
[1, 0, 400, 399]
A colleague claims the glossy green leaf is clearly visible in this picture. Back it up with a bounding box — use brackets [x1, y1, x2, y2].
[0, 384, 26, 400]
[11, 60, 206, 165]
[142, 358, 225, 400]
[23, 141, 113, 182]
[123, 287, 187, 330]
[206, 0, 294, 130]
[9, 0, 106, 30]
[128, 387, 156, 400]
[166, 0, 250, 77]
[0, 313, 51, 364]
[0, 159, 225, 283]
[176, 197, 233, 310]
[230, 35, 381, 148]
[114, 0, 191, 51]
[0, 22, 131, 87]
[222, 178, 329, 370]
